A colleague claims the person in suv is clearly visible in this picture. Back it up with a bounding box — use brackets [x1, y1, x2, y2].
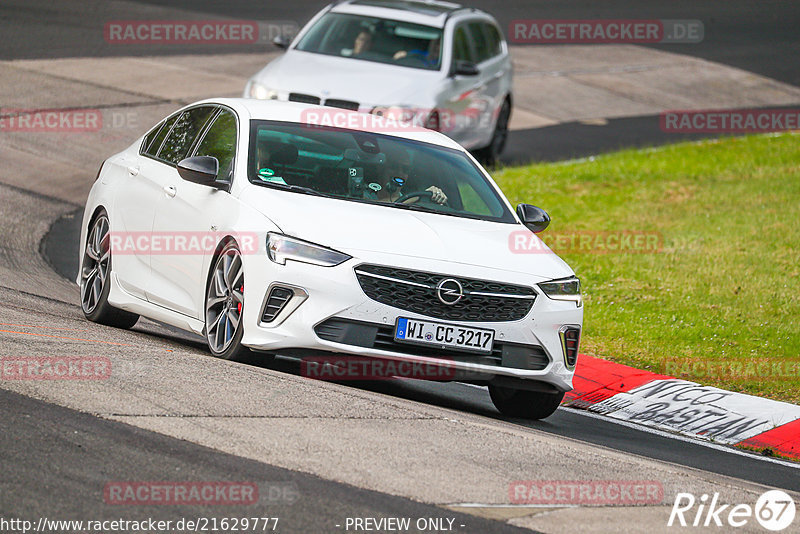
[244, 0, 513, 165]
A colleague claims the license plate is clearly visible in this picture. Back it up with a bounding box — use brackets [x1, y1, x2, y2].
[394, 318, 495, 354]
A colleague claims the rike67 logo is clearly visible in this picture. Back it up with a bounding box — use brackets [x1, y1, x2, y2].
[668, 490, 796, 531]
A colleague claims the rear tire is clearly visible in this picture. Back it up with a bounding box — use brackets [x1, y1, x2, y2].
[488, 384, 564, 420]
[80, 211, 139, 329]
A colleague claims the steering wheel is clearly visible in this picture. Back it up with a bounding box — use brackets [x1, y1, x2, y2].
[394, 190, 448, 206]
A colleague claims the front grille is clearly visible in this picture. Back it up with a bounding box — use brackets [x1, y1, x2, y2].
[289, 93, 321, 105]
[325, 98, 360, 111]
[314, 318, 549, 370]
[354, 264, 535, 322]
[261, 286, 294, 323]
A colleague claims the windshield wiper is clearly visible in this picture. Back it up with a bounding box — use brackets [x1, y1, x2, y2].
[386, 201, 486, 221]
[258, 182, 329, 197]
[387, 202, 441, 215]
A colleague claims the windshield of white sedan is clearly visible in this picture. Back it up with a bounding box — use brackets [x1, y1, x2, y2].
[295, 13, 443, 71]
[247, 121, 514, 223]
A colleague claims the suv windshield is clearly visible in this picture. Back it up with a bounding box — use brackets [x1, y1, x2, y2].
[247, 120, 514, 223]
[295, 13, 443, 71]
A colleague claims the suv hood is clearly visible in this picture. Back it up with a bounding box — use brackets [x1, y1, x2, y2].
[251, 50, 443, 109]
[241, 187, 574, 282]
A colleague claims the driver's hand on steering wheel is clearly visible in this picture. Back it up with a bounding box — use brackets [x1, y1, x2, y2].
[426, 186, 447, 205]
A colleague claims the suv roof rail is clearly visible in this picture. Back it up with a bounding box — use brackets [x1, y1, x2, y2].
[340, 0, 468, 16]
[443, 6, 480, 24]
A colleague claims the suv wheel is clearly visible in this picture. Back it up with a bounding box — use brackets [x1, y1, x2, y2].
[474, 99, 510, 167]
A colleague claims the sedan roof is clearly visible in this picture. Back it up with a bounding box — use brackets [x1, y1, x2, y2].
[198, 98, 466, 152]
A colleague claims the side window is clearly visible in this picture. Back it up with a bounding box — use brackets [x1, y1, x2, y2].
[484, 23, 503, 57]
[452, 26, 474, 64]
[157, 106, 217, 165]
[467, 22, 491, 63]
[193, 109, 237, 182]
[141, 122, 162, 154]
[143, 114, 178, 157]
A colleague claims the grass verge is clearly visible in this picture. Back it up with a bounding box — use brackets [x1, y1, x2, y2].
[495, 133, 800, 404]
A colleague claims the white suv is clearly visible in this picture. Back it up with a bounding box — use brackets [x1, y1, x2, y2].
[244, 0, 513, 164]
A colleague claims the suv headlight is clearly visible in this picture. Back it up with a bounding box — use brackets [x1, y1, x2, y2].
[249, 81, 279, 100]
[538, 276, 581, 307]
[267, 233, 351, 267]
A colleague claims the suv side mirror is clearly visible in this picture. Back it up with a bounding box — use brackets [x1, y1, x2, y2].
[272, 35, 290, 50]
[453, 60, 479, 77]
[177, 156, 223, 188]
[516, 204, 550, 233]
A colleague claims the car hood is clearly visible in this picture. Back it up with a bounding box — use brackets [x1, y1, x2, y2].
[251, 51, 443, 108]
[240, 187, 574, 282]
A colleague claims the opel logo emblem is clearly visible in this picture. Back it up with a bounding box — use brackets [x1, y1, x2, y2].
[436, 278, 463, 305]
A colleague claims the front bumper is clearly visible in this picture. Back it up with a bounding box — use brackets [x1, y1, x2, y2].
[239, 251, 582, 392]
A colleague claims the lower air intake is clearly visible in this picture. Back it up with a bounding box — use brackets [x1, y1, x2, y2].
[261, 286, 294, 323]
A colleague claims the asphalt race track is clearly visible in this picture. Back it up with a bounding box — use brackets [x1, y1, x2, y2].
[43, 208, 800, 494]
[2, 1, 800, 532]
[1, 387, 529, 533]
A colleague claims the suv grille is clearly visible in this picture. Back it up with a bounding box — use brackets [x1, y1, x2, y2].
[354, 264, 536, 322]
[289, 93, 321, 105]
[325, 98, 359, 111]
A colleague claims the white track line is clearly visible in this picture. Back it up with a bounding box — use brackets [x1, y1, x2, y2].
[558, 406, 800, 469]
[459, 382, 799, 469]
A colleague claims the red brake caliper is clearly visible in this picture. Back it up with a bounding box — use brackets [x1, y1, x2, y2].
[238, 283, 243, 313]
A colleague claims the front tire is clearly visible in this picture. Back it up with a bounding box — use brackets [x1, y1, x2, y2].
[489, 384, 564, 420]
[80, 211, 139, 329]
[204, 241, 251, 362]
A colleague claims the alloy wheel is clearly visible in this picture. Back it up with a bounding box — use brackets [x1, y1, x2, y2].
[205, 245, 244, 354]
[80, 215, 110, 314]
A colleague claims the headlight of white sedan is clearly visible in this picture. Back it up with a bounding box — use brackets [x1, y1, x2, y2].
[538, 276, 582, 307]
[267, 233, 351, 267]
[248, 81, 279, 100]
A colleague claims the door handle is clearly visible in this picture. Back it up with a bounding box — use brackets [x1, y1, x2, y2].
[163, 185, 177, 198]
[127, 165, 139, 176]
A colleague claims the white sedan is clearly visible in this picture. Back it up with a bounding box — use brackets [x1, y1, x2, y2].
[78, 98, 582, 419]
